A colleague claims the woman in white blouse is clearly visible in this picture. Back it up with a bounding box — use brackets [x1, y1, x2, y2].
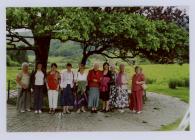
[60, 63, 74, 114]
[31, 63, 45, 114]
[74, 64, 88, 113]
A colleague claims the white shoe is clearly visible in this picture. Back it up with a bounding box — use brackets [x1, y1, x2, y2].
[76, 109, 81, 114]
[26, 109, 31, 112]
[20, 110, 25, 113]
[131, 110, 136, 113]
[119, 109, 125, 113]
[38, 110, 42, 114]
[137, 111, 142, 114]
[35, 110, 38, 114]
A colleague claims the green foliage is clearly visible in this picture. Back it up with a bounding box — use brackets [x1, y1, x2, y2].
[168, 79, 177, 89]
[6, 7, 189, 65]
[7, 50, 28, 66]
[145, 78, 157, 84]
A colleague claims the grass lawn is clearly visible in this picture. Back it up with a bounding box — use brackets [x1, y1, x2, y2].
[147, 84, 189, 103]
[158, 118, 182, 131]
[7, 63, 189, 103]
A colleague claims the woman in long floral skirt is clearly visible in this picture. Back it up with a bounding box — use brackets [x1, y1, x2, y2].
[74, 64, 88, 113]
[115, 64, 129, 113]
[109, 64, 118, 112]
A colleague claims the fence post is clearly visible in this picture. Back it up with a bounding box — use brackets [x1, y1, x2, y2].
[7, 80, 10, 103]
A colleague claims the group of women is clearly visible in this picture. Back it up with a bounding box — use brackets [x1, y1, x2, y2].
[16, 61, 145, 115]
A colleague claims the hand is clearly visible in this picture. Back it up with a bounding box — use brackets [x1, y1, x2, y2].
[93, 79, 97, 82]
[22, 84, 27, 89]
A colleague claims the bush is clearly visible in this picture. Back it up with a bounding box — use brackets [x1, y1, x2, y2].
[146, 78, 156, 84]
[184, 78, 189, 87]
[168, 79, 177, 89]
[176, 80, 185, 87]
[168, 78, 189, 89]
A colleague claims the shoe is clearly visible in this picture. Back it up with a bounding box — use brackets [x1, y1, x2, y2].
[119, 109, 124, 113]
[52, 110, 56, 114]
[77, 109, 81, 114]
[137, 111, 142, 114]
[91, 110, 94, 113]
[81, 109, 86, 113]
[26, 109, 31, 112]
[100, 109, 105, 112]
[66, 110, 71, 114]
[94, 110, 97, 113]
[38, 110, 42, 114]
[49, 110, 52, 114]
[35, 110, 38, 114]
[20, 110, 25, 113]
[130, 110, 136, 113]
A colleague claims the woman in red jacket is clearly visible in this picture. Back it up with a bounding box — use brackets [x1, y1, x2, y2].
[87, 63, 102, 113]
[129, 66, 145, 114]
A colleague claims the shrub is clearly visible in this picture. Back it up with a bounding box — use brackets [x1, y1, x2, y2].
[168, 79, 177, 89]
[176, 80, 185, 87]
[184, 78, 189, 87]
[146, 78, 156, 84]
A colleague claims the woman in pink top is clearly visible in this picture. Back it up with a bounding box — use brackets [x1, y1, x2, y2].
[129, 66, 145, 114]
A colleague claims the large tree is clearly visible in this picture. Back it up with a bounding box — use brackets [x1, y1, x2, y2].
[6, 7, 189, 70]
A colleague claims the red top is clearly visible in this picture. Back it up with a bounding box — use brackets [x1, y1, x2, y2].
[47, 71, 60, 90]
[131, 73, 145, 92]
[87, 69, 102, 88]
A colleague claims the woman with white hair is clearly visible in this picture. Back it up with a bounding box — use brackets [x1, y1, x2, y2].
[16, 62, 31, 113]
[115, 64, 129, 113]
[87, 62, 102, 113]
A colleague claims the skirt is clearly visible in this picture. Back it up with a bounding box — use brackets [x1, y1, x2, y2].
[61, 84, 74, 106]
[115, 87, 129, 108]
[100, 90, 110, 101]
[109, 85, 117, 107]
[88, 87, 99, 108]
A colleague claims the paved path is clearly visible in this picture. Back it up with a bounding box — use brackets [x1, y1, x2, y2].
[7, 92, 188, 132]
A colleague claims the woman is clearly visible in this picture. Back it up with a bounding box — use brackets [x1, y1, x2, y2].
[87, 63, 102, 113]
[100, 62, 111, 112]
[115, 64, 129, 113]
[60, 63, 74, 114]
[46, 63, 60, 114]
[109, 64, 118, 112]
[74, 64, 88, 113]
[130, 66, 145, 114]
[31, 63, 45, 114]
[16, 62, 31, 113]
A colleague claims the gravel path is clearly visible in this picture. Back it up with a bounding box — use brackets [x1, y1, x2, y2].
[7, 92, 188, 132]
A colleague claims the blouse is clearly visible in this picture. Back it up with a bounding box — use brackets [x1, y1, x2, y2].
[60, 70, 74, 88]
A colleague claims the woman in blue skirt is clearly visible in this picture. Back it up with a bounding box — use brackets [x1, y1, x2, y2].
[60, 63, 74, 114]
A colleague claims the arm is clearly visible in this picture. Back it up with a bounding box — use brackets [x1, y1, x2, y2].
[60, 72, 65, 89]
[16, 72, 27, 89]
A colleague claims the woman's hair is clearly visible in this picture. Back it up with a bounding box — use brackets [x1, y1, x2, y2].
[51, 63, 57, 68]
[103, 62, 109, 70]
[66, 63, 72, 67]
[78, 64, 85, 72]
[135, 66, 140, 72]
[22, 62, 29, 68]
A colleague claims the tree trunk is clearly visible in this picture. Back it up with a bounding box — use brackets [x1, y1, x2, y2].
[81, 54, 90, 65]
[34, 35, 51, 72]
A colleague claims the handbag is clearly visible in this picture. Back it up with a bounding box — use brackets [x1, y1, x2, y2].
[141, 83, 147, 90]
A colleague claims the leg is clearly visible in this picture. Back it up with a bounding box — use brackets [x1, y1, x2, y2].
[26, 90, 31, 111]
[53, 90, 58, 111]
[34, 86, 38, 111]
[48, 90, 53, 113]
[38, 86, 43, 111]
[136, 90, 143, 112]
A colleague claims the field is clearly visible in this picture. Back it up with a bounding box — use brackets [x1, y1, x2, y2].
[7, 57, 189, 103]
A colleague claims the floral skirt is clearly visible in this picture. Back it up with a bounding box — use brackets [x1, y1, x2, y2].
[109, 85, 117, 107]
[114, 87, 129, 108]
